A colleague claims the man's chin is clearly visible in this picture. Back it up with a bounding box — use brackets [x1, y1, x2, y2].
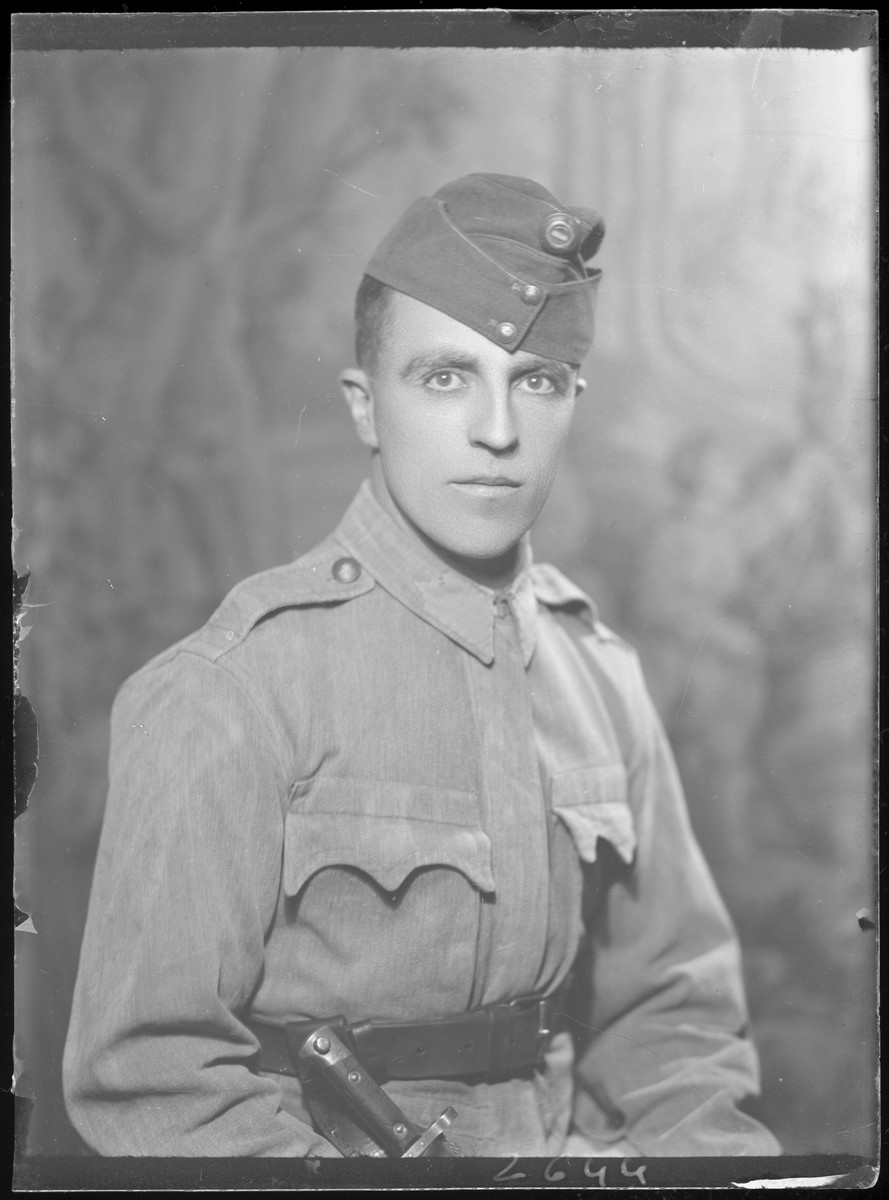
[425, 535, 526, 588]
[446, 543, 522, 564]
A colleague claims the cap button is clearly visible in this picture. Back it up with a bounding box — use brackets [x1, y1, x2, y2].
[541, 212, 581, 254]
[520, 284, 543, 306]
[332, 556, 361, 584]
[495, 321, 517, 343]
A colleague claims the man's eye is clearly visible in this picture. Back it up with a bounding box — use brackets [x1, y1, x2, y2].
[424, 370, 464, 391]
[518, 373, 558, 394]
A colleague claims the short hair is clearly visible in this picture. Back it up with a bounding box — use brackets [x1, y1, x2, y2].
[354, 275, 395, 378]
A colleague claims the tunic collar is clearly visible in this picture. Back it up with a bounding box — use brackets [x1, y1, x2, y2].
[332, 480, 595, 667]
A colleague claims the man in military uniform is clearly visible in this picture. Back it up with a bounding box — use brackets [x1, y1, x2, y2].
[63, 174, 781, 1158]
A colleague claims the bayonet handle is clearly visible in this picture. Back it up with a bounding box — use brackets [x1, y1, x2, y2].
[298, 1024, 454, 1157]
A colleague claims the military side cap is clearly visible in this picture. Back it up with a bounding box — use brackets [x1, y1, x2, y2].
[364, 173, 605, 365]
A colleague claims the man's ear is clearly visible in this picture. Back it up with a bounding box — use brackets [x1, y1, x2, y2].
[574, 376, 587, 398]
[339, 368, 379, 449]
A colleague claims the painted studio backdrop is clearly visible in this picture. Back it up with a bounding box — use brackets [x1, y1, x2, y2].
[13, 47, 875, 1156]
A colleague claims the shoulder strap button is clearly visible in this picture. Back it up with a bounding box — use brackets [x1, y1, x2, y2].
[332, 556, 361, 584]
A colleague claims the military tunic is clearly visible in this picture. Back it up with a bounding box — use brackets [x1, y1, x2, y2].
[63, 480, 780, 1157]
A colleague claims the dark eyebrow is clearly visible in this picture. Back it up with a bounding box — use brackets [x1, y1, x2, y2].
[512, 356, 573, 391]
[400, 349, 481, 381]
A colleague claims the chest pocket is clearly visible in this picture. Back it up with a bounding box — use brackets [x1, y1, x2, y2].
[283, 777, 495, 898]
[551, 763, 637, 866]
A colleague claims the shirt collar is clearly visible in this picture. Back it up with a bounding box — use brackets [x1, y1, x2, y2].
[333, 480, 546, 666]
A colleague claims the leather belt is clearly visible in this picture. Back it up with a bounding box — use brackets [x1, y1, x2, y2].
[246, 992, 563, 1084]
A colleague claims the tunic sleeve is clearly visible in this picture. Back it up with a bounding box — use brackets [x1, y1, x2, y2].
[572, 645, 782, 1156]
[62, 651, 340, 1157]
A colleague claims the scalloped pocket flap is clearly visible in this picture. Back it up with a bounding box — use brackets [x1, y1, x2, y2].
[284, 778, 494, 896]
[551, 763, 636, 865]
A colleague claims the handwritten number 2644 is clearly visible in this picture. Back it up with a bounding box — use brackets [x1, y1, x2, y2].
[491, 1156, 647, 1185]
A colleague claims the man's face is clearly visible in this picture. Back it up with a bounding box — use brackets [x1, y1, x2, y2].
[341, 291, 582, 573]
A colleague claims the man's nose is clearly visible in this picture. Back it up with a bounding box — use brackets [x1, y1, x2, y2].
[468, 385, 519, 453]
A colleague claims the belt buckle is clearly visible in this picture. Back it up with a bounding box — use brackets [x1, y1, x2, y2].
[485, 995, 548, 1074]
[507, 995, 552, 1059]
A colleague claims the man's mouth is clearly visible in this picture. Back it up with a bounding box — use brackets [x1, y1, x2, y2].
[451, 476, 522, 490]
